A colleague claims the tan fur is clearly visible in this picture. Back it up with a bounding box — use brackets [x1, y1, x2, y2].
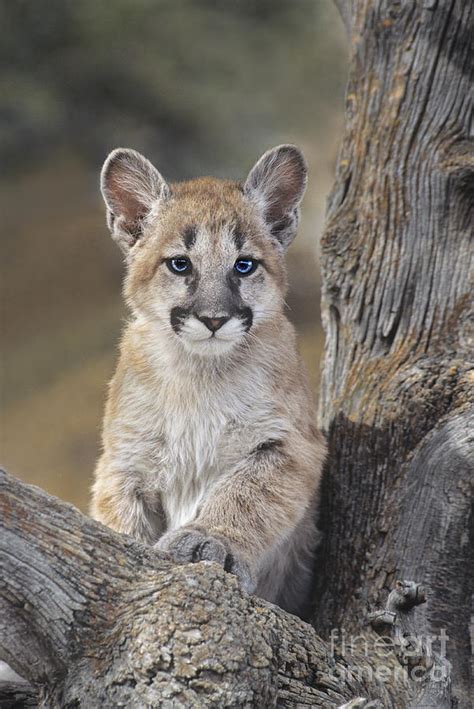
[91, 145, 326, 616]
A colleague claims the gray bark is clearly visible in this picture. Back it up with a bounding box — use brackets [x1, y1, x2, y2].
[1, 0, 472, 706]
[314, 0, 473, 706]
[0, 470, 396, 708]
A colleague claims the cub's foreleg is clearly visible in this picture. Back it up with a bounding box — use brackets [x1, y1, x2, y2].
[156, 437, 322, 599]
[91, 457, 165, 544]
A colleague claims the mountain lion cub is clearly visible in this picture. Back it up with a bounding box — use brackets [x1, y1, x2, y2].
[91, 145, 326, 615]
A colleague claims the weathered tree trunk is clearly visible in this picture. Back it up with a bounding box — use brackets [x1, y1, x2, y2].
[314, 0, 473, 706]
[1, 470, 397, 708]
[1, 0, 472, 706]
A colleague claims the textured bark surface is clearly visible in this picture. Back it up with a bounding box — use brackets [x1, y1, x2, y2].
[1, 1, 472, 706]
[314, 1, 473, 707]
[1, 470, 397, 708]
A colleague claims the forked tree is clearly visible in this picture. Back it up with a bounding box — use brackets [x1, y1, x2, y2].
[1, 1, 472, 706]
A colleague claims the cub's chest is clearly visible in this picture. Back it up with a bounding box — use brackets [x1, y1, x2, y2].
[159, 405, 236, 530]
[157, 377, 262, 477]
[135, 370, 275, 529]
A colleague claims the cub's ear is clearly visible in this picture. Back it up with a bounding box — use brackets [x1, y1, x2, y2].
[244, 144, 307, 251]
[100, 148, 170, 251]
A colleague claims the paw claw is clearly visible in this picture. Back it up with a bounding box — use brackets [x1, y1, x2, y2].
[155, 527, 255, 591]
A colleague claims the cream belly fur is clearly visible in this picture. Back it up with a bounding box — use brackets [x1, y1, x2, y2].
[91, 144, 326, 617]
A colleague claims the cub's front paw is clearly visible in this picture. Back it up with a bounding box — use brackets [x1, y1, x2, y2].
[155, 527, 255, 593]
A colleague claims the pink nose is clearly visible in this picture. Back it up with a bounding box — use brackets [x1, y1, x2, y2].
[198, 316, 229, 332]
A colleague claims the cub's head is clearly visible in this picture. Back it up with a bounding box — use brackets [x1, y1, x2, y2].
[101, 145, 307, 357]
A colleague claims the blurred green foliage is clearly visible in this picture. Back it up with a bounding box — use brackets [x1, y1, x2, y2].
[1, 0, 346, 176]
[0, 1, 346, 509]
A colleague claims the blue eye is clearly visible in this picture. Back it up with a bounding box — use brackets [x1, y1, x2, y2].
[167, 257, 192, 275]
[234, 258, 258, 276]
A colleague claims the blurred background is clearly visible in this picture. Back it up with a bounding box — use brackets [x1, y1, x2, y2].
[0, 0, 347, 511]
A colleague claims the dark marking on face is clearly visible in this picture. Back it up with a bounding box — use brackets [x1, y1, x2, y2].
[226, 270, 241, 297]
[183, 225, 197, 250]
[233, 224, 245, 251]
[239, 306, 253, 332]
[170, 306, 189, 334]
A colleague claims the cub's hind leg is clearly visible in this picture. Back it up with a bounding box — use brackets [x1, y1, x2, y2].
[255, 504, 319, 618]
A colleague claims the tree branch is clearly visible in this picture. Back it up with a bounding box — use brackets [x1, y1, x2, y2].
[0, 680, 37, 708]
[370, 581, 452, 709]
[0, 468, 166, 685]
[1, 469, 397, 707]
